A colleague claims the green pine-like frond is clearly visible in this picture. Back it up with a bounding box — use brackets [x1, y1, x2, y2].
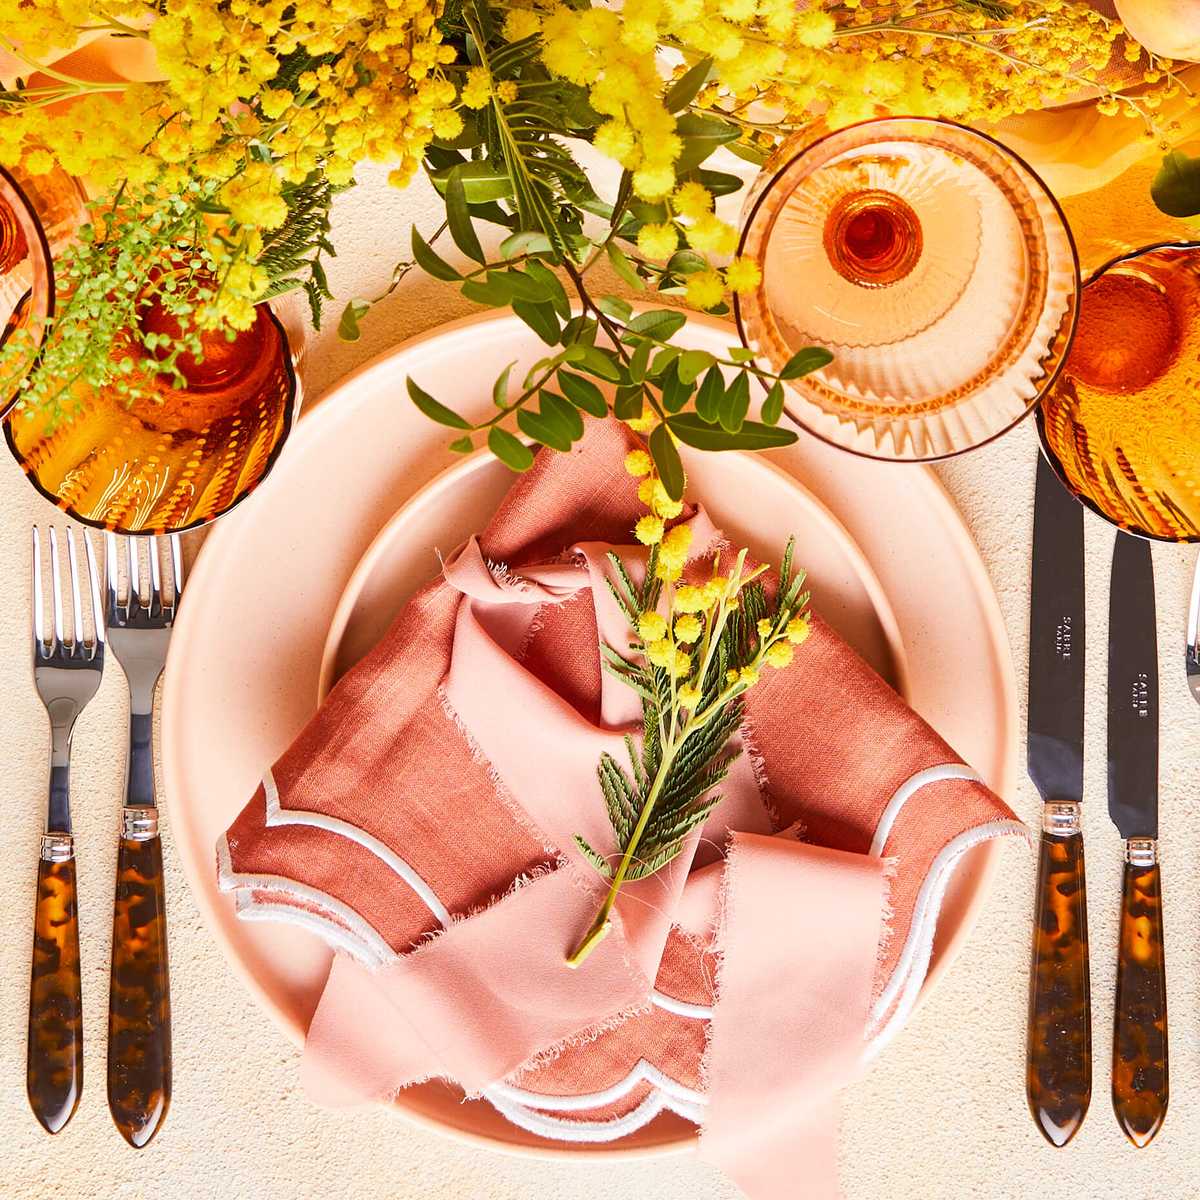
[257, 172, 342, 328]
[574, 834, 614, 878]
[464, 5, 592, 262]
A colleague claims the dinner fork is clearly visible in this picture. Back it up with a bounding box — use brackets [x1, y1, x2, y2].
[104, 533, 181, 1148]
[1188, 552, 1200, 707]
[28, 526, 104, 1135]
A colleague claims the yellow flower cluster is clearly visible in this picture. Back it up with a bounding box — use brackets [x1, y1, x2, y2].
[0, 0, 455, 326]
[632, 530, 803, 695]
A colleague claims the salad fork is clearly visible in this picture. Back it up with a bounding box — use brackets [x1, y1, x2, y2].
[104, 533, 181, 1148]
[28, 526, 104, 1135]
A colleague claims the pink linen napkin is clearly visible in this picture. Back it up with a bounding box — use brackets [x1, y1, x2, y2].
[217, 418, 1024, 1197]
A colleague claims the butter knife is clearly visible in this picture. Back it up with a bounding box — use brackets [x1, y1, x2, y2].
[1025, 454, 1090, 1147]
[1108, 531, 1167, 1147]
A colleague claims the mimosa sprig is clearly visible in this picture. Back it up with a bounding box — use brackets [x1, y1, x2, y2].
[567, 454, 812, 968]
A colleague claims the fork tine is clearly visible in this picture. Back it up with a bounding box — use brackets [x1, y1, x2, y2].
[1189, 551, 1200, 658]
[85, 533, 104, 646]
[149, 535, 163, 616]
[66, 528, 84, 649]
[32, 527, 44, 651]
[170, 534, 183, 600]
[48, 527, 64, 649]
[127, 536, 141, 610]
[105, 531, 120, 618]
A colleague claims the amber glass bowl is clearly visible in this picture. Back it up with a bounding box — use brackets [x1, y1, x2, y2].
[6, 303, 299, 535]
[735, 117, 1079, 462]
[1039, 241, 1200, 541]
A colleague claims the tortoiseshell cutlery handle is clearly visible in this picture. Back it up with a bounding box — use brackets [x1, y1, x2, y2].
[27, 835, 83, 1134]
[1113, 842, 1167, 1148]
[1026, 804, 1091, 1147]
[108, 808, 171, 1148]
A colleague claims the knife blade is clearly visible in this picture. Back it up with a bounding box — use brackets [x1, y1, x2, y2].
[1025, 453, 1091, 1148]
[1029, 454, 1085, 804]
[1107, 531, 1167, 1147]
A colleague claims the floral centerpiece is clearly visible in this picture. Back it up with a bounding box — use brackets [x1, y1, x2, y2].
[0, 0, 1192, 494]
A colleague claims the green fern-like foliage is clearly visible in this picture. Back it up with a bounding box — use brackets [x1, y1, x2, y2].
[257, 172, 342, 328]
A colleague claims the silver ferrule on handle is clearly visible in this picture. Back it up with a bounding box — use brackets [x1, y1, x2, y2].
[40, 832, 73, 863]
[1126, 837, 1158, 867]
[121, 806, 158, 841]
[1042, 800, 1082, 836]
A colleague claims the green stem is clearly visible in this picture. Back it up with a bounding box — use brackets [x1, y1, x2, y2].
[567, 736, 682, 967]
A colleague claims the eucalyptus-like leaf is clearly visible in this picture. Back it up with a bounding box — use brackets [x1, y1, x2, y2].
[490, 267, 553, 303]
[668, 412, 798, 450]
[526, 259, 571, 318]
[408, 377, 470, 429]
[762, 380, 785, 425]
[541, 389, 585, 439]
[513, 298, 561, 345]
[606, 241, 645, 290]
[461, 277, 510, 307]
[650, 422, 685, 501]
[597, 295, 634, 322]
[517, 405, 572, 451]
[626, 308, 686, 340]
[449, 435, 474, 454]
[488, 425, 535, 471]
[779, 346, 833, 379]
[724, 139, 770, 166]
[674, 113, 741, 172]
[650, 345, 682, 379]
[664, 57, 713, 112]
[337, 298, 370, 342]
[558, 369, 608, 416]
[411, 226, 461, 281]
[430, 161, 514, 203]
[446, 168, 485, 264]
[696, 168, 744, 197]
[659, 359, 695, 413]
[718, 371, 750, 433]
[493, 360, 517, 407]
[676, 348, 715, 385]
[695, 365, 724, 422]
[628, 337, 652, 384]
[614, 383, 644, 419]
[666, 248, 707, 277]
[500, 230, 554, 258]
[576, 345, 623, 381]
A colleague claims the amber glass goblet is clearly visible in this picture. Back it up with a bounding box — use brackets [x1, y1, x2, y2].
[735, 117, 1080, 462]
[7, 299, 299, 535]
[0, 166, 56, 416]
[1039, 242, 1200, 541]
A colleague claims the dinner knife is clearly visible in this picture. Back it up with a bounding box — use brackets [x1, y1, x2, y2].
[1108, 531, 1168, 1147]
[1025, 453, 1090, 1147]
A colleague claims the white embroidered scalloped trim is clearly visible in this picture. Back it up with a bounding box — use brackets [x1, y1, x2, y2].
[217, 762, 1025, 1139]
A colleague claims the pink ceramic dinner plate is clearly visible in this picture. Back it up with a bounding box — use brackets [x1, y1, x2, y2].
[162, 310, 1018, 1160]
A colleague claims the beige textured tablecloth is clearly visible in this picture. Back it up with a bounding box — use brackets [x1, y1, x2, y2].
[2, 164, 1198, 1199]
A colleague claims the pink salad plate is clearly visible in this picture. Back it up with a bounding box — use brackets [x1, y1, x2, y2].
[162, 309, 1018, 1161]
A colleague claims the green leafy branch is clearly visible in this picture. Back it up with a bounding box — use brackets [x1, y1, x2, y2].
[400, 209, 830, 496]
[338, 19, 830, 477]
